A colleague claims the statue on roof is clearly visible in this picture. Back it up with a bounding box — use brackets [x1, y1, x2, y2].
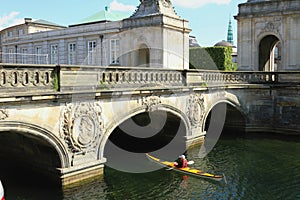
[131, 0, 178, 18]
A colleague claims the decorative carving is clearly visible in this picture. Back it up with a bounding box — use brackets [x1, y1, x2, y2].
[140, 96, 161, 111]
[186, 94, 205, 128]
[0, 109, 8, 120]
[261, 17, 282, 35]
[264, 22, 275, 32]
[60, 102, 103, 154]
[130, 0, 178, 18]
[162, 0, 171, 8]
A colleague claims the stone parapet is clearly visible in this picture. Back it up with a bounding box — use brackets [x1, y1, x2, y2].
[237, 0, 300, 18]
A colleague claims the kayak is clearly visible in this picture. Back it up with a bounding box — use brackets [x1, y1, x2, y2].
[146, 154, 224, 182]
[0, 180, 4, 200]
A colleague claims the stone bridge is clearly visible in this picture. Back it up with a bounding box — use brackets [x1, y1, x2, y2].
[0, 64, 300, 185]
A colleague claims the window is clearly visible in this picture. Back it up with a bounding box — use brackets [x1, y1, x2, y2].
[21, 48, 28, 64]
[8, 49, 14, 63]
[36, 47, 42, 64]
[18, 29, 24, 36]
[8, 31, 13, 38]
[88, 41, 96, 65]
[110, 39, 120, 65]
[50, 45, 58, 64]
[68, 43, 76, 65]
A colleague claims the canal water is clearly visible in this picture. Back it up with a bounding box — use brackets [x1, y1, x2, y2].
[1, 133, 300, 200]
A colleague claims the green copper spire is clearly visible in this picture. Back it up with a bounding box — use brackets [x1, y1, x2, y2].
[227, 17, 234, 45]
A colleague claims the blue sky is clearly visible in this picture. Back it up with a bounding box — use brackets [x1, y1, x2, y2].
[0, 0, 245, 47]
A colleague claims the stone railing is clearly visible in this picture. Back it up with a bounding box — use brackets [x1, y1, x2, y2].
[59, 65, 185, 92]
[237, 0, 300, 18]
[186, 70, 300, 86]
[1, 64, 300, 97]
[0, 64, 56, 96]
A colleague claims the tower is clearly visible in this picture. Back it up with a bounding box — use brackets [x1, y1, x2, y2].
[235, 0, 300, 71]
[121, 0, 191, 69]
[227, 17, 234, 45]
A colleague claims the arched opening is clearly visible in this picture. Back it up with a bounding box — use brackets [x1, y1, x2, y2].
[259, 35, 281, 71]
[205, 103, 246, 138]
[137, 44, 150, 67]
[103, 110, 187, 173]
[0, 131, 62, 189]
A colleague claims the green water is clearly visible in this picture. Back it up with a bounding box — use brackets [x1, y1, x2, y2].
[2, 135, 300, 200]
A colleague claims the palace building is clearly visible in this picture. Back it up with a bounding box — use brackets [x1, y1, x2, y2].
[0, 0, 191, 70]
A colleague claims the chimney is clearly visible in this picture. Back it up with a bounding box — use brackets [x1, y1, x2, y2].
[24, 18, 32, 24]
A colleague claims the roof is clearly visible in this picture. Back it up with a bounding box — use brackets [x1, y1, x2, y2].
[214, 40, 236, 47]
[32, 19, 66, 28]
[70, 6, 129, 27]
[189, 36, 200, 47]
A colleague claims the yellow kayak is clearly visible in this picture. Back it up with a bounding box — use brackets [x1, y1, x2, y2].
[146, 154, 223, 182]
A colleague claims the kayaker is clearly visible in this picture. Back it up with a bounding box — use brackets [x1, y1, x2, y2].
[174, 155, 188, 168]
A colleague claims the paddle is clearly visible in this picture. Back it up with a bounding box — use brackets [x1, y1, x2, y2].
[165, 160, 194, 170]
[187, 160, 194, 165]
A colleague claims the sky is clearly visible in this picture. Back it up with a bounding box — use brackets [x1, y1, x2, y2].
[0, 0, 246, 47]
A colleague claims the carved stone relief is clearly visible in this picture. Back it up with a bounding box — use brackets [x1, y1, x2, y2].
[140, 96, 161, 111]
[60, 102, 103, 154]
[257, 17, 282, 37]
[0, 109, 8, 120]
[186, 94, 205, 128]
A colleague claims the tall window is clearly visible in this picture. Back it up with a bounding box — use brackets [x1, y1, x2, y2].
[110, 39, 120, 65]
[50, 45, 58, 64]
[21, 48, 28, 64]
[68, 43, 76, 65]
[36, 47, 42, 64]
[18, 29, 24, 36]
[8, 31, 13, 38]
[88, 41, 96, 65]
[8, 49, 14, 63]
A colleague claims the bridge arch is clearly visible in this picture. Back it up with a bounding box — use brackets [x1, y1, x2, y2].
[203, 99, 248, 134]
[98, 104, 191, 160]
[0, 121, 69, 169]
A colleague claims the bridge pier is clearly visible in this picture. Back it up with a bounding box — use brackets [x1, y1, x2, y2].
[186, 130, 206, 149]
[60, 160, 106, 186]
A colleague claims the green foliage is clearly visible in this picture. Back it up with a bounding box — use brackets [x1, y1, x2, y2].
[190, 46, 235, 71]
[99, 80, 110, 90]
[53, 69, 59, 91]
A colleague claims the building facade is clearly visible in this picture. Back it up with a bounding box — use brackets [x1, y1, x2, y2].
[235, 0, 300, 71]
[0, 0, 191, 70]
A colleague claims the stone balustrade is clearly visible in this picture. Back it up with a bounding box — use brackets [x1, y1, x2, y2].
[0, 64, 56, 96]
[187, 70, 300, 86]
[1, 64, 300, 96]
[59, 65, 185, 92]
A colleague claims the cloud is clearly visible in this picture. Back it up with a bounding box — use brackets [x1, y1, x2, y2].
[109, 0, 136, 12]
[0, 11, 23, 30]
[173, 0, 231, 8]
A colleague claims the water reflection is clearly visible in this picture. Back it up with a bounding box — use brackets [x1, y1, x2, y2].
[0, 134, 299, 200]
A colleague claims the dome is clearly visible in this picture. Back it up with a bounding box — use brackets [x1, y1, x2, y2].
[247, 0, 273, 2]
[189, 36, 200, 47]
[214, 40, 235, 47]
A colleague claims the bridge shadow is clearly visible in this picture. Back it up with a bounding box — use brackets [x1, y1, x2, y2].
[205, 103, 247, 139]
[104, 110, 187, 173]
[0, 131, 62, 197]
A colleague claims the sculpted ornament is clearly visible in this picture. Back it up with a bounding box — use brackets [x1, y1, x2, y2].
[0, 109, 8, 120]
[162, 0, 171, 8]
[186, 94, 205, 128]
[140, 96, 161, 111]
[60, 102, 103, 154]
